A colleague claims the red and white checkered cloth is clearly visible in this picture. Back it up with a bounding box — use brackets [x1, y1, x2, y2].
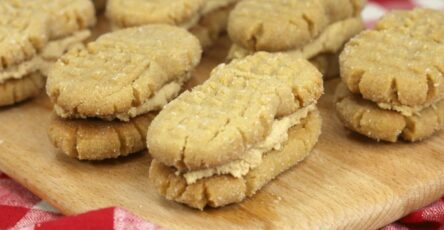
[1, 0, 444, 229]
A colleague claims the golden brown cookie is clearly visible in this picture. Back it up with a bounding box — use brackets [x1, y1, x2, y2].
[227, 0, 330, 51]
[49, 113, 156, 160]
[7, 0, 96, 39]
[149, 110, 322, 209]
[375, 8, 444, 43]
[0, 3, 48, 71]
[340, 9, 444, 116]
[106, 0, 205, 29]
[227, 16, 364, 61]
[147, 52, 323, 171]
[0, 72, 45, 107]
[335, 83, 444, 142]
[46, 25, 202, 121]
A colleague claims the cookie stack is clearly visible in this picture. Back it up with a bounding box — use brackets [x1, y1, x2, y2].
[0, 0, 96, 107]
[0, 4, 48, 106]
[335, 9, 444, 142]
[9, 0, 96, 75]
[227, 0, 366, 79]
[47, 25, 202, 160]
[105, 0, 240, 48]
[148, 52, 323, 209]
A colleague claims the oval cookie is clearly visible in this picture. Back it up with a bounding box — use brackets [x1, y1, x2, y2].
[149, 109, 322, 209]
[49, 113, 156, 160]
[7, 0, 96, 39]
[47, 25, 202, 121]
[0, 72, 45, 107]
[147, 52, 323, 171]
[227, 0, 329, 51]
[0, 3, 48, 70]
[335, 83, 444, 142]
[340, 9, 444, 115]
[106, 0, 205, 29]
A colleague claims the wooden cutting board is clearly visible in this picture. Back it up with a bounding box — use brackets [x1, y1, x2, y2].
[1, 17, 444, 230]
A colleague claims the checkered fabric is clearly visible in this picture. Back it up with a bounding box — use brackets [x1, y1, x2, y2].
[1, 0, 444, 229]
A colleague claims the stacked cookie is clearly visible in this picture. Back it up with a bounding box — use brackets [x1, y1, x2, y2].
[105, 0, 239, 48]
[227, 0, 366, 79]
[0, 0, 96, 107]
[148, 52, 323, 209]
[0, 4, 48, 106]
[9, 0, 96, 75]
[335, 9, 444, 142]
[47, 25, 202, 160]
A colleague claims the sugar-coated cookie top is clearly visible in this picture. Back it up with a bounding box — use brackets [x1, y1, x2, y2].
[5, 0, 96, 39]
[227, 0, 365, 51]
[106, 0, 205, 28]
[147, 52, 323, 171]
[47, 25, 202, 120]
[340, 9, 444, 110]
[0, 3, 48, 70]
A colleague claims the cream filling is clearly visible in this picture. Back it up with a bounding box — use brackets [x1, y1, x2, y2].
[55, 73, 191, 121]
[378, 95, 444, 117]
[181, 104, 316, 184]
[228, 17, 363, 61]
[0, 56, 44, 84]
[0, 30, 91, 82]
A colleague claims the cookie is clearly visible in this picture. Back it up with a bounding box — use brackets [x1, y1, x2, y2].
[149, 109, 322, 210]
[227, 17, 364, 60]
[147, 52, 323, 171]
[49, 113, 156, 160]
[335, 83, 444, 142]
[227, 0, 328, 51]
[46, 25, 202, 121]
[0, 3, 48, 71]
[8, 0, 96, 40]
[227, 16, 363, 80]
[0, 72, 45, 107]
[227, 0, 364, 52]
[106, 0, 205, 29]
[340, 9, 444, 116]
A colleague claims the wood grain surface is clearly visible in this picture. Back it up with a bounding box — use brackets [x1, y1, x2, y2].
[0, 17, 443, 230]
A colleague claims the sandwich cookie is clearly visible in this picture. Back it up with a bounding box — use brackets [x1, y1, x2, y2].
[8, 0, 96, 75]
[226, 0, 366, 79]
[47, 25, 202, 160]
[106, 0, 239, 48]
[0, 0, 96, 107]
[336, 9, 444, 142]
[335, 83, 444, 142]
[0, 3, 48, 106]
[147, 52, 323, 209]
